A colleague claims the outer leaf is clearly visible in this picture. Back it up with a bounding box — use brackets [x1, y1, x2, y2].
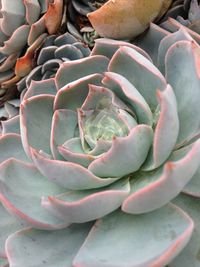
[0, 25, 30, 55]
[1, 0, 25, 36]
[0, 203, 24, 258]
[6, 223, 93, 267]
[27, 17, 46, 46]
[166, 40, 200, 147]
[1, 116, 20, 135]
[24, 0, 40, 25]
[55, 56, 109, 90]
[0, 134, 30, 164]
[91, 38, 152, 61]
[23, 78, 57, 100]
[133, 23, 169, 65]
[171, 194, 200, 267]
[158, 28, 194, 74]
[183, 165, 200, 197]
[20, 95, 54, 158]
[31, 149, 121, 190]
[122, 139, 200, 214]
[0, 159, 67, 230]
[74, 204, 193, 267]
[42, 179, 130, 223]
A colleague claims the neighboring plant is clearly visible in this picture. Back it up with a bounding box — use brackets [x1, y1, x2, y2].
[0, 31, 90, 133]
[0, 28, 199, 266]
[66, 0, 105, 46]
[66, 0, 173, 44]
[159, 0, 200, 34]
[17, 32, 90, 93]
[0, 0, 63, 105]
[87, 0, 173, 39]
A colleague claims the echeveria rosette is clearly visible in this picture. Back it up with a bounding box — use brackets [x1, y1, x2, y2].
[17, 32, 90, 93]
[0, 35, 200, 266]
[0, 0, 64, 102]
[159, 0, 200, 35]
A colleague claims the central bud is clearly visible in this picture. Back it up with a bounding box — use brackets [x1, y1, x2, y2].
[84, 107, 128, 147]
[79, 85, 133, 150]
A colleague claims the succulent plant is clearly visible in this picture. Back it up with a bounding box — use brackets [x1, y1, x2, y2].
[0, 0, 64, 105]
[66, 0, 106, 46]
[0, 27, 199, 266]
[17, 32, 90, 93]
[159, 0, 200, 34]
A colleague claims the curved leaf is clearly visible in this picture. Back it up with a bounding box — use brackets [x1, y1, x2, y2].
[55, 56, 109, 90]
[0, 203, 24, 258]
[122, 140, 200, 214]
[20, 95, 54, 158]
[74, 204, 193, 267]
[88, 125, 153, 177]
[31, 149, 121, 190]
[109, 46, 167, 112]
[171, 194, 200, 267]
[142, 84, 179, 170]
[0, 134, 30, 164]
[6, 223, 93, 267]
[0, 159, 67, 230]
[166, 40, 200, 147]
[42, 179, 130, 223]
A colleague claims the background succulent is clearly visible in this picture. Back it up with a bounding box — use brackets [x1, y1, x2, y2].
[0, 27, 199, 266]
[65, 0, 106, 46]
[159, 0, 200, 34]
[0, 0, 64, 106]
[17, 32, 90, 94]
[66, 0, 174, 44]
[0, 2, 91, 132]
[87, 0, 173, 39]
[0, 32, 90, 134]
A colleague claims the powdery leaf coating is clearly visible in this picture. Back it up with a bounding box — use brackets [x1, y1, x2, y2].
[6, 223, 93, 267]
[0, 27, 200, 266]
[73, 205, 193, 267]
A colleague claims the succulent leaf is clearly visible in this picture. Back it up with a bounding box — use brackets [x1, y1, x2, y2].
[55, 56, 109, 89]
[171, 193, 200, 267]
[0, 159, 68, 229]
[42, 179, 130, 223]
[20, 95, 55, 157]
[50, 109, 78, 160]
[166, 40, 200, 147]
[31, 148, 121, 190]
[6, 223, 93, 267]
[88, 125, 153, 178]
[0, 134, 30, 164]
[1, 115, 20, 135]
[108, 46, 167, 111]
[122, 140, 200, 214]
[0, 203, 24, 258]
[73, 205, 193, 267]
